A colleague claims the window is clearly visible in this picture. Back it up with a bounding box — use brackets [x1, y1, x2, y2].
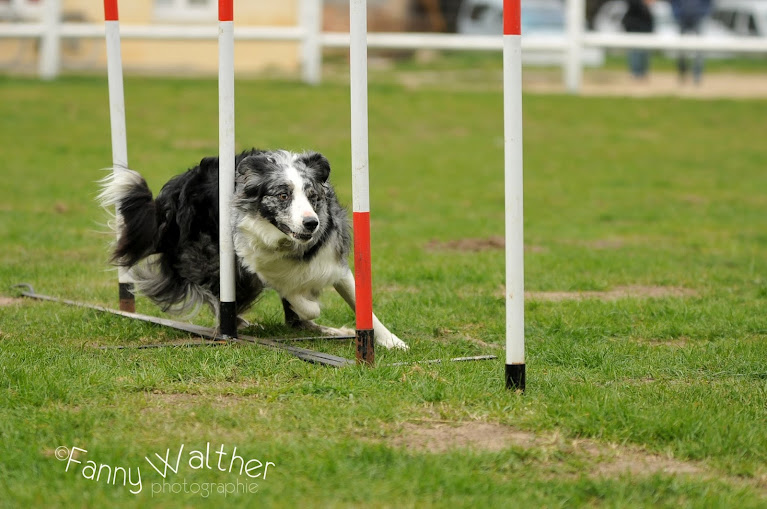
[153, 0, 217, 23]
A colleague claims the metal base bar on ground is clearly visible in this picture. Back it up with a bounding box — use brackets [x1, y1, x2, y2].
[12, 284, 497, 368]
[13, 284, 352, 367]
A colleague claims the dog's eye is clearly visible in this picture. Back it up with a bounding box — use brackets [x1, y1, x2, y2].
[278, 193, 289, 201]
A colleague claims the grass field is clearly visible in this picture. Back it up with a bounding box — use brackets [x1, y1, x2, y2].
[1, 69, 767, 508]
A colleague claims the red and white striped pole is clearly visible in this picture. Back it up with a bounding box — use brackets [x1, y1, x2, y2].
[349, 0, 374, 365]
[504, 0, 525, 391]
[103, 0, 135, 313]
[218, 0, 238, 339]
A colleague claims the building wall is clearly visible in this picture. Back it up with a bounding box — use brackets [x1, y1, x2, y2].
[0, 0, 435, 77]
[1, 0, 302, 76]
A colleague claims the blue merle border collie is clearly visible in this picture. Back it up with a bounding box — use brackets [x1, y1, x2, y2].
[98, 149, 407, 350]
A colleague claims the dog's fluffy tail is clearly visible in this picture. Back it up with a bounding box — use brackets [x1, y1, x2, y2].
[98, 168, 157, 267]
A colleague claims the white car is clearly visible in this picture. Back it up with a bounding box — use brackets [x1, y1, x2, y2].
[711, 0, 767, 37]
[456, 0, 606, 66]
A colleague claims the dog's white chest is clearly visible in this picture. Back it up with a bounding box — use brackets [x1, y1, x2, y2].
[258, 247, 341, 293]
[234, 224, 344, 297]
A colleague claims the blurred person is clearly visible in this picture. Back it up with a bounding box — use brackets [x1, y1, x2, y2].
[622, 0, 655, 80]
[671, 0, 713, 83]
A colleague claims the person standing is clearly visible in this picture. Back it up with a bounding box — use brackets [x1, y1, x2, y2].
[671, 0, 713, 83]
[622, 0, 655, 80]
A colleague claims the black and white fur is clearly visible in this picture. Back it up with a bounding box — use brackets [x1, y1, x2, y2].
[98, 148, 407, 350]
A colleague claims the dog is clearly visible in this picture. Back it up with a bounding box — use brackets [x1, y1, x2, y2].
[98, 148, 408, 350]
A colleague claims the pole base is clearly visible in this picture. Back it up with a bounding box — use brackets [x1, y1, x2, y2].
[118, 282, 135, 313]
[356, 328, 374, 366]
[219, 300, 237, 339]
[505, 363, 525, 392]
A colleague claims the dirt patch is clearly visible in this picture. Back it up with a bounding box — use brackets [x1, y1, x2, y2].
[0, 297, 22, 307]
[525, 70, 767, 99]
[137, 390, 267, 417]
[375, 67, 767, 99]
[637, 336, 693, 348]
[592, 450, 702, 477]
[571, 439, 703, 477]
[581, 238, 628, 250]
[525, 285, 697, 302]
[425, 237, 546, 253]
[393, 421, 706, 479]
[461, 336, 503, 350]
[393, 421, 537, 453]
[425, 237, 504, 252]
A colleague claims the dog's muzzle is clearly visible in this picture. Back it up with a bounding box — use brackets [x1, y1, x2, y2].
[279, 216, 318, 242]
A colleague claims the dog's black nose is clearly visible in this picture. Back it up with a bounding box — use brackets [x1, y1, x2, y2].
[302, 217, 319, 232]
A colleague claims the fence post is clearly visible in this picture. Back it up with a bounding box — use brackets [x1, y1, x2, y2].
[39, 0, 61, 80]
[564, 0, 585, 93]
[300, 0, 322, 84]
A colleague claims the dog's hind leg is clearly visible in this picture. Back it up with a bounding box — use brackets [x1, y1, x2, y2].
[333, 270, 408, 350]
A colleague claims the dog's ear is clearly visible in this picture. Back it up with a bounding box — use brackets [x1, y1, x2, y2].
[236, 153, 271, 176]
[234, 154, 273, 199]
[300, 152, 330, 183]
[237, 152, 275, 188]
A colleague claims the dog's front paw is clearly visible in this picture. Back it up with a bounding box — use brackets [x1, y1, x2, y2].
[289, 319, 355, 338]
[377, 331, 409, 350]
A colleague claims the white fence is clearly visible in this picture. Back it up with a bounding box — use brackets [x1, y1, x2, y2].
[1, 0, 767, 92]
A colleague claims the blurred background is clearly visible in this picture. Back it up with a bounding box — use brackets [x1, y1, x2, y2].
[1, 0, 765, 96]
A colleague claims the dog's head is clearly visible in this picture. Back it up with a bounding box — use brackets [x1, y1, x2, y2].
[233, 150, 331, 247]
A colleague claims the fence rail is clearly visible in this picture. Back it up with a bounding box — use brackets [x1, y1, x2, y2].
[1, 0, 766, 92]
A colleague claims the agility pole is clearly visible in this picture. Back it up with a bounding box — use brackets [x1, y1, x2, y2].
[103, 0, 135, 313]
[349, 0, 375, 365]
[503, 0, 525, 391]
[218, 0, 238, 339]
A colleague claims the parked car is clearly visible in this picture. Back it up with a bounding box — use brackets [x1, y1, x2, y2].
[711, 0, 767, 37]
[455, 0, 606, 65]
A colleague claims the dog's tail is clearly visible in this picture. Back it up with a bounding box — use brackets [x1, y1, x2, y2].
[98, 168, 157, 267]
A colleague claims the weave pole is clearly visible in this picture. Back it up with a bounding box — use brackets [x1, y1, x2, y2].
[218, 0, 237, 339]
[349, 0, 374, 365]
[503, 0, 525, 391]
[103, 0, 134, 313]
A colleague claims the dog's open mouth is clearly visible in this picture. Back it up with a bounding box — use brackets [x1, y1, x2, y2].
[291, 232, 313, 241]
[276, 224, 313, 242]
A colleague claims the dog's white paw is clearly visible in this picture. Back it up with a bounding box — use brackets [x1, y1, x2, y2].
[376, 331, 409, 350]
[316, 324, 355, 337]
[289, 320, 355, 338]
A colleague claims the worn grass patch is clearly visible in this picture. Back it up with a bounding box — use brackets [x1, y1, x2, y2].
[525, 285, 699, 302]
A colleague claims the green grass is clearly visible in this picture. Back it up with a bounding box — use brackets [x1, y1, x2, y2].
[1, 71, 767, 508]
